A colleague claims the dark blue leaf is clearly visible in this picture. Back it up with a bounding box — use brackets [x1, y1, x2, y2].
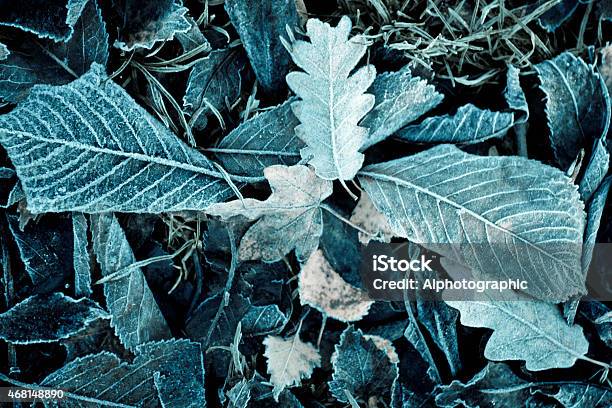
[579, 138, 610, 202]
[582, 176, 612, 272]
[225, 0, 299, 94]
[0, 292, 108, 344]
[0, 0, 88, 41]
[41, 339, 206, 407]
[329, 326, 398, 405]
[0, 0, 108, 103]
[72, 213, 91, 297]
[539, 0, 579, 32]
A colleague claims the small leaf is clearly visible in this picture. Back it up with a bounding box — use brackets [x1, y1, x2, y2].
[0, 0, 108, 103]
[329, 326, 398, 404]
[539, 0, 580, 32]
[41, 339, 206, 407]
[176, 16, 210, 53]
[435, 363, 533, 408]
[227, 379, 252, 408]
[579, 137, 610, 202]
[0, 64, 233, 213]
[361, 65, 443, 149]
[504, 65, 529, 121]
[545, 383, 612, 407]
[211, 99, 302, 177]
[114, 0, 191, 51]
[183, 48, 249, 130]
[225, 0, 299, 94]
[582, 176, 612, 272]
[358, 144, 586, 302]
[395, 104, 515, 144]
[263, 333, 321, 401]
[299, 249, 373, 322]
[0, 0, 88, 41]
[207, 165, 332, 262]
[0, 292, 108, 344]
[534, 52, 611, 169]
[7, 213, 73, 294]
[285, 16, 376, 181]
[446, 294, 589, 371]
[241, 304, 287, 336]
[349, 192, 395, 244]
[72, 212, 92, 297]
[91, 213, 171, 352]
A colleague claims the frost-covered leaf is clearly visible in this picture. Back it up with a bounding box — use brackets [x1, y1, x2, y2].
[395, 104, 515, 144]
[0, 64, 232, 213]
[241, 304, 287, 336]
[114, 0, 191, 51]
[183, 48, 249, 129]
[361, 65, 443, 148]
[446, 294, 589, 371]
[539, 0, 579, 32]
[185, 293, 250, 378]
[535, 52, 611, 169]
[41, 339, 206, 407]
[7, 213, 73, 294]
[298, 250, 373, 322]
[227, 379, 252, 408]
[0, 168, 24, 208]
[435, 363, 533, 408]
[225, 0, 298, 94]
[544, 383, 612, 407]
[91, 213, 171, 352]
[329, 326, 398, 404]
[176, 16, 210, 53]
[0, 0, 108, 103]
[349, 192, 395, 244]
[0, 42, 8, 60]
[579, 138, 610, 202]
[582, 176, 612, 272]
[504, 65, 529, 121]
[211, 99, 302, 177]
[358, 144, 586, 302]
[263, 334, 321, 401]
[0, 0, 88, 41]
[207, 165, 332, 262]
[0, 292, 108, 344]
[285, 16, 376, 181]
[72, 213, 91, 297]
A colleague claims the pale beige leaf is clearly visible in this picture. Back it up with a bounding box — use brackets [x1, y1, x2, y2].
[263, 334, 321, 401]
[299, 250, 373, 322]
[207, 165, 333, 262]
[350, 192, 395, 244]
[363, 334, 400, 364]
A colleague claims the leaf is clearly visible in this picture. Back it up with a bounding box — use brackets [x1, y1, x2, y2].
[329, 326, 398, 404]
[225, 0, 299, 94]
[446, 294, 589, 371]
[114, 0, 191, 51]
[534, 52, 611, 169]
[349, 192, 395, 244]
[183, 48, 249, 129]
[210, 99, 302, 177]
[227, 379, 252, 408]
[72, 212, 91, 297]
[504, 65, 529, 121]
[176, 16, 210, 53]
[358, 144, 586, 302]
[298, 249, 373, 322]
[241, 304, 287, 336]
[539, 0, 579, 32]
[263, 333, 321, 401]
[0, 292, 108, 344]
[0, 0, 88, 41]
[285, 16, 376, 181]
[582, 176, 612, 272]
[579, 138, 610, 202]
[360, 65, 443, 149]
[91, 213, 171, 352]
[207, 165, 332, 262]
[435, 363, 533, 408]
[0, 168, 24, 208]
[395, 104, 515, 144]
[7, 213, 73, 294]
[41, 339, 206, 407]
[0, 0, 109, 103]
[0, 42, 8, 60]
[544, 383, 612, 407]
[0, 63, 233, 213]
